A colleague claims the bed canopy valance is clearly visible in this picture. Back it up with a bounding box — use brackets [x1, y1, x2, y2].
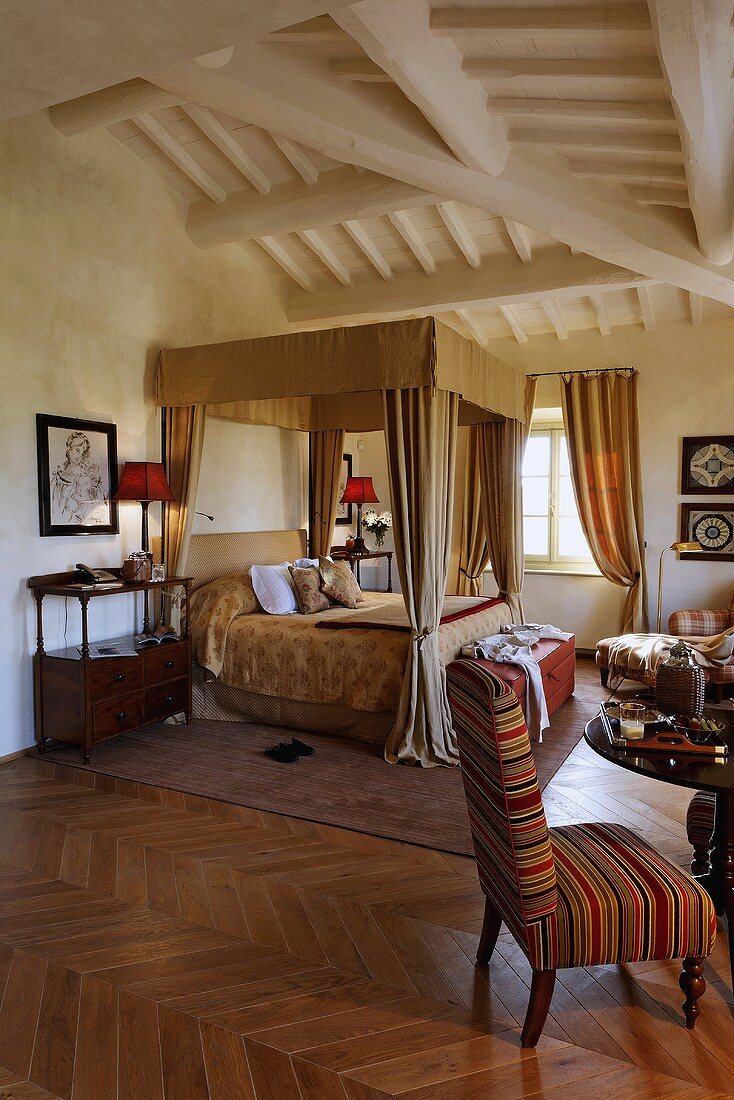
[156, 317, 525, 429]
[156, 318, 525, 768]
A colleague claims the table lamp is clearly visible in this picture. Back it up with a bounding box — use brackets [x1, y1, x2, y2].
[656, 541, 701, 632]
[113, 462, 175, 554]
[340, 476, 379, 555]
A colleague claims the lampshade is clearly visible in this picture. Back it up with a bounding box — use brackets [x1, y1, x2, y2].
[340, 476, 379, 506]
[113, 462, 175, 503]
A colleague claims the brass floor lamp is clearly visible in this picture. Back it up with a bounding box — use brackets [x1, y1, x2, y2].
[656, 541, 701, 632]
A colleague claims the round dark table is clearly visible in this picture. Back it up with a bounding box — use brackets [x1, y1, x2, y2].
[585, 708, 734, 984]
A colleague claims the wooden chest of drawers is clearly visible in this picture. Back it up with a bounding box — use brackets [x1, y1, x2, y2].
[36, 639, 192, 763]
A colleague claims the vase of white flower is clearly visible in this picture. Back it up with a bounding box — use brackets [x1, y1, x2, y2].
[362, 509, 392, 549]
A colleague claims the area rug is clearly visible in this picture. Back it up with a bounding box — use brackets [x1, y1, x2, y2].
[37, 658, 606, 856]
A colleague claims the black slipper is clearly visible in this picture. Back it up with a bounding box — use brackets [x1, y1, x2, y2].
[265, 743, 300, 763]
[291, 737, 316, 757]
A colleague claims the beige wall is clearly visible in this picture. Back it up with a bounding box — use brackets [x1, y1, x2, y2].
[0, 111, 289, 757]
[486, 320, 734, 643]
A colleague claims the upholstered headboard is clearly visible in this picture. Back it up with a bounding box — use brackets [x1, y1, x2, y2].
[163, 530, 308, 592]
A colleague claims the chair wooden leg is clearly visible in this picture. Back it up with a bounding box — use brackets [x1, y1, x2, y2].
[680, 957, 706, 1030]
[690, 842, 712, 879]
[599, 667, 609, 687]
[476, 897, 502, 965]
[521, 969, 556, 1048]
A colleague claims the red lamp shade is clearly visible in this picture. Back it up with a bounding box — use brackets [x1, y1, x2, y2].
[113, 462, 175, 503]
[340, 476, 379, 506]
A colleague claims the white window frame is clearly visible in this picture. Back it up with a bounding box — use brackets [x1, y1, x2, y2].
[524, 417, 600, 576]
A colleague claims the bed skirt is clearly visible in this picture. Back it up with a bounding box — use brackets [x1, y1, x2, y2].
[192, 663, 394, 746]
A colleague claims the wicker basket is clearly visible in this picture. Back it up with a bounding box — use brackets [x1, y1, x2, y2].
[655, 641, 705, 717]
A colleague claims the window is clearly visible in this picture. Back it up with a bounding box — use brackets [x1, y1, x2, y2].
[522, 423, 598, 574]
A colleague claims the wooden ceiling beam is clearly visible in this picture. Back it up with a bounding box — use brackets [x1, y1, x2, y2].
[149, 48, 734, 305]
[134, 112, 226, 202]
[437, 202, 481, 268]
[268, 15, 346, 42]
[511, 128, 681, 159]
[49, 78, 182, 135]
[430, 6, 651, 36]
[256, 235, 315, 290]
[637, 284, 656, 331]
[186, 166, 437, 248]
[287, 250, 652, 324]
[628, 184, 691, 208]
[331, 0, 508, 176]
[648, 0, 734, 265]
[182, 103, 271, 194]
[541, 299, 568, 340]
[270, 134, 319, 184]
[688, 291, 703, 326]
[456, 309, 488, 346]
[462, 57, 662, 83]
[342, 220, 393, 280]
[499, 304, 528, 343]
[298, 229, 353, 285]
[569, 160, 686, 184]
[503, 219, 532, 263]
[389, 210, 436, 275]
[487, 97, 675, 124]
[589, 293, 612, 335]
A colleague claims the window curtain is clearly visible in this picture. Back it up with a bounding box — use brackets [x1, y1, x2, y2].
[309, 429, 345, 558]
[476, 378, 538, 620]
[382, 386, 459, 767]
[560, 371, 648, 633]
[162, 404, 206, 577]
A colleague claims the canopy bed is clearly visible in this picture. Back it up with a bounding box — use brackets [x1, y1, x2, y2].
[156, 317, 526, 767]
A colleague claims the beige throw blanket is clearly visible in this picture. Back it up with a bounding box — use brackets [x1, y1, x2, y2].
[608, 627, 734, 683]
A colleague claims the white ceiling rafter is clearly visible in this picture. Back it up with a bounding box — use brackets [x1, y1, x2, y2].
[637, 284, 656, 331]
[270, 134, 319, 184]
[298, 228, 353, 285]
[499, 304, 528, 344]
[134, 112, 227, 202]
[461, 57, 663, 85]
[388, 210, 436, 275]
[510, 130, 682, 160]
[541, 299, 568, 341]
[257, 235, 315, 291]
[589, 293, 612, 336]
[486, 98, 676, 125]
[436, 202, 480, 269]
[456, 309, 488, 347]
[430, 6, 651, 36]
[342, 220, 393, 280]
[182, 102, 271, 194]
[688, 291, 703, 326]
[503, 219, 532, 264]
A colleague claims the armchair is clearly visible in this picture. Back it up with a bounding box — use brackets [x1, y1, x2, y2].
[446, 660, 715, 1046]
[669, 587, 734, 702]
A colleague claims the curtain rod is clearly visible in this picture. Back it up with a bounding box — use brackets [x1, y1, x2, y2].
[526, 367, 636, 379]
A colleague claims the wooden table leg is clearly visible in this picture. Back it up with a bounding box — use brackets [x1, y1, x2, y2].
[711, 792, 734, 989]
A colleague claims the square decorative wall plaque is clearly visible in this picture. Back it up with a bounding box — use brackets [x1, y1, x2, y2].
[680, 503, 734, 562]
[681, 436, 734, 494]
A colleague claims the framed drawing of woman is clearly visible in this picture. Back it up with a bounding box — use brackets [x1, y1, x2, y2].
[36, 414, 119, 536]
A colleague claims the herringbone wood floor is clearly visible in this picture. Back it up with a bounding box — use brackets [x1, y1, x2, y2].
[1, 720, 734, 1096]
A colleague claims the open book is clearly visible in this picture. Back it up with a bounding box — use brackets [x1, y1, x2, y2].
[135, 625, 179, 647]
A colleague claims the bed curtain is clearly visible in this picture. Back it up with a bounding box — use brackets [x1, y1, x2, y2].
[383, 387, 459, 767]
[310, 429, 345, 557]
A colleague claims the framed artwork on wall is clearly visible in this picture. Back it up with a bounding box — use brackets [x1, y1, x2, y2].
[36, 414, 119, 536]
[681, 436, 734, 494]
[335, 452, 353, 527]
[680, 503, 734, 562]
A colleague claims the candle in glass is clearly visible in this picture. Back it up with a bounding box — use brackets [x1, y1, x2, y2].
[619, 701, 646, 740]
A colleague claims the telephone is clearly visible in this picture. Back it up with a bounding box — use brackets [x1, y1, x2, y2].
[75, 563, 118, 584]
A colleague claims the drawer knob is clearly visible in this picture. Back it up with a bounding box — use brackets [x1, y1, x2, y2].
[164, 695, 174, 705]
[164, 659, 175, 669]
[114, 672, 126, 683]
[116, 710, 127, 721]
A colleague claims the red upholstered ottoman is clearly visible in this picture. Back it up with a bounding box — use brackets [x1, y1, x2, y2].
[473, 636, 576, 720]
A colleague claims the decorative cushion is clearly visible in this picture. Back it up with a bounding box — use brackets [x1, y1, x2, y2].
[250, 563, 298, 615]
[550, 820, 716, 969]
[318, 556, 363, 609]
[289, 565, 332, 615]
[686, 790, 716, 847]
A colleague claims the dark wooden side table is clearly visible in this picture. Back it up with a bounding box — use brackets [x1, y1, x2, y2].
[331, 548, 393, 592]
[28, 570, 192, 763]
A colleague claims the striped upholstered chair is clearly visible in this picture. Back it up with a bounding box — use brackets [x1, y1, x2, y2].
[446, 660, 716, 1047]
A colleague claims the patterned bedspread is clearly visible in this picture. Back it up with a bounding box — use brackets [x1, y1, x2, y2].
[192, 586, 511, 713]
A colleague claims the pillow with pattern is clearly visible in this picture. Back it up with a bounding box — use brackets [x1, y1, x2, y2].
[289, 565, 332, 615]
[318, 556, 364, 609]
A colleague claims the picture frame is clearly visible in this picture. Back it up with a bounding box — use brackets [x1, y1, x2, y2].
[335, 452, 354, 527]
[680, 502, 734, 562]
[681, 436, 734, 494]
[36, 414, 119, 536]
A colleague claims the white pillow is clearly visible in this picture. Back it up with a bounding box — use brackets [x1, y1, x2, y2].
[294, 556, 331, 569]
[250, 563, 298, 615]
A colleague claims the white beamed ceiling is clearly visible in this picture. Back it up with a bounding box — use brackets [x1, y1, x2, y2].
[31, 0, 734, 346]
